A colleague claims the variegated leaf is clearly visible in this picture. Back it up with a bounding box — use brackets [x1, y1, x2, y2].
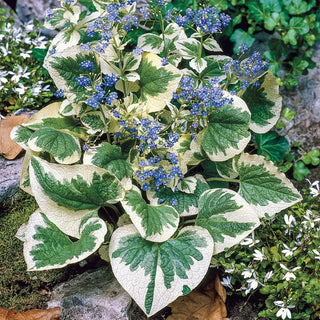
[17, 210, 106, 271]
[121, 186, 179, 242]
[234, 153, 302, 217]
[109, 224, 214, 316]
[29, 156, 124, 237]
[196, 188, 260, 254]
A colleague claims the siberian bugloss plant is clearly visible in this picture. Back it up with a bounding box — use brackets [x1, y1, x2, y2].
[12, 0, 301, 316]
[0, 10, 55, 115]
[217, 182, 320, 320]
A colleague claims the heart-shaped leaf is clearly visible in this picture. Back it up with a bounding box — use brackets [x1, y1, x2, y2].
[17, 210, 107, 271]
[234, 153, 302, 217]
[121, 187, 179, 242]
[244, 71, 282, 134]
[137, 52, 182, 113]
[196, 188, 260, 254]
[29, 156, 124, 237]
[202, 97, 251, 161]
[109, 224, 214, 316]
[28, 127, 81, 164]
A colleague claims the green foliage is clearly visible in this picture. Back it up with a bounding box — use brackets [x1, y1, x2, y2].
[0, 11, 55, 115]
[174, 0, 320, 88]
[11, 0, 302, 316]
[216, 187, 320, 319]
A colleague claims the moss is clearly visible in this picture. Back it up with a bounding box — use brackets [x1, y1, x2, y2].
[0, 192, 78, 311]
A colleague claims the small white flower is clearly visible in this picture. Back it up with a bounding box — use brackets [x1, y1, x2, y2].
[281, 244, 297, 257]
[221, 276, 233, 289]
[253, 249, 266, 261]
[274, 300, 295, 319]
[307, 179, 320, 197]
[0, 70, 8, 86]
[240, 232, 260, 247]
[247, 278, 259, 290]
[19, 48, 32, 59]
[14, 83, 28, 96]
[302, 209, 320, 229]
[242, 268, 255, 279]
[284, 214, 296, 227]
[225, 264, 235, 273]
[0, 42, 12, 56]
[280, 264, 301, 281]
[313, 249, 320, 260]
[264, 270, 273, 282]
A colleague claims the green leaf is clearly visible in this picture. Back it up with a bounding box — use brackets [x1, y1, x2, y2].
[230, 29, 255, 53]
[196, 188, 260, 254]
[121, 187, 179, 242]
[29, 156, 124, 237]
[81, 111, 107, 134]
[289, 17, 310, 35]
[190, 57, 207, 73]
[10, 125, 34, 150]
[175, 38, 201, 59]
[83, 142, 133, 189]
[203, 38, 222, 52]
[78, 0, 97, 12]
[199, 56, 231, 82]
[302, 149, 320, 166]
[293, 161, 311, 180]
[110, 224, 213, 316]
[45, 46, 99, 104]
[148, 175, 210, 216]
[264, 12, 280, 31]
[244, 71, 282, 134]
[18, 210, 106, 271]
[32, 48, 48, 62]
[235, 153, 302, 217]
[254, 132, 290, 162]
[137, 33, 164, 54]
[137, 52, 182, 113]
[202, 98, 251, 161]
[28, 127, 81, 164]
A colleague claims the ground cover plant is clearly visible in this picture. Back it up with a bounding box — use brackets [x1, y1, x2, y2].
[0, 9, 55, 116]
[172, 0, 320, 89]
[11, 0, 302, 316]
[217, 180, 320, 319]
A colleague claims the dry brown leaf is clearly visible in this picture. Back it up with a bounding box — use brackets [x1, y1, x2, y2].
[0, 114, 29, 159]
[167, 271, 229, 320]
[0, 307, 60, 320]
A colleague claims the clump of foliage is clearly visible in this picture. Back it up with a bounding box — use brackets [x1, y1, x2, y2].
[12, 0, 301, 316]
[217, 181, 320, 319]
[0, 9, 55, 116]
[253, 130, 320, 181]
[172, 0, 320, 89]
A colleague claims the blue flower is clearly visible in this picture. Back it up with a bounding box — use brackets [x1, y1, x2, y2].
[76, 76, 91, 87]
[79, 60, 94, 71]
[54, 89, 64, 98]
[133, 46, 144, 56]
[170, 198, 178, 206]
[161, 57, 169, 66]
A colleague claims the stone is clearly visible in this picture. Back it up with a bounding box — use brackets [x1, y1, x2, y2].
[278, 41, 320, 151]
[15, 0, 59, 24]
[47, 266, 132, 320]
[0, 155, 24, 204]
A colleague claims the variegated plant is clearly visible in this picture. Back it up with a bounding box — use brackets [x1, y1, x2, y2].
[12, 0, 301, 316]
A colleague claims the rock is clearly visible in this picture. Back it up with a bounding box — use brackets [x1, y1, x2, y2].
[47, 266, 132, 320]
[15, 0, 59, 24]
[0, 155, 24, 205]
[278, 41, 320, 151]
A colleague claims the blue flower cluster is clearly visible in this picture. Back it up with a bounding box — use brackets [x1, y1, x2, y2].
[84, 0, 139, 52]
[223, 51, 269, 89]
[174, 76, 233, 112]
[134, 152, 184, 192]
[54, 88, 64, 98]
[76, 76, 91, 87]
[85, 81, 118, 109]
[175, 7, 231, 33]
[79, 60, 94, 71]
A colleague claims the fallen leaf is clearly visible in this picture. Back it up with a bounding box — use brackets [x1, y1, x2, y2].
[0, 114, 29, 159]
[168, 271, 229, 320]
[0, 307, 60, 320]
